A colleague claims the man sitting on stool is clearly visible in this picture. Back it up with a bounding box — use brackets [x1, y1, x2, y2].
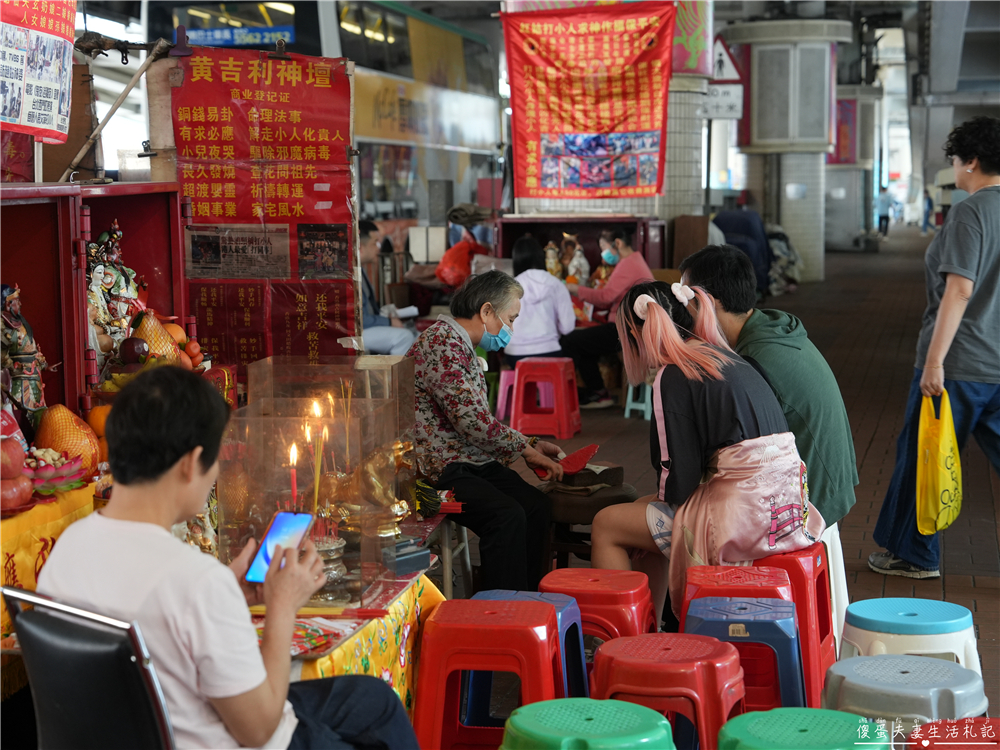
[359, 220, 416, 355]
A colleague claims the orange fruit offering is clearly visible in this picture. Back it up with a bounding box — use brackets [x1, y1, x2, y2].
[184, 340, 201, 357]
[86, 404, 112, 438]
[162, 322, 187, 345]
[34, 405, 101, 476]
[178, 351, 193, 370]
[132, 311, 181, 363]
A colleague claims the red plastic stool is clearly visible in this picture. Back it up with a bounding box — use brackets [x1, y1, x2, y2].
[680, 566, 794, 631]
[910, 718, 999, 747]
[539, 569, 657, 642]
[412, 598, 561, 750]
[755, 542, 836, 709]
[591, 634, 745, 750]
[510, 357, 581, 440]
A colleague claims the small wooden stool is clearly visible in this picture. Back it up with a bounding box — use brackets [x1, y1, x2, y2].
[544, 483, 638, 569]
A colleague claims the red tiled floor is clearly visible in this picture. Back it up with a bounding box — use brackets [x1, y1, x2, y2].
[434, 225, 999, 707]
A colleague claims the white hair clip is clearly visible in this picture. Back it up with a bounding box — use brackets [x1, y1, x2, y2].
[633, 293, 656, 320]
[671, 283, 696, 307]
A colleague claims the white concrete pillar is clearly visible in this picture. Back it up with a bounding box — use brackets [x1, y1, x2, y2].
[780, 152, 826, 281]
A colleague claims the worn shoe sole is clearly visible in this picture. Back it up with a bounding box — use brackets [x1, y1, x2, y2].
[580, 399, 616, 410]
[868, 559, 940, 579]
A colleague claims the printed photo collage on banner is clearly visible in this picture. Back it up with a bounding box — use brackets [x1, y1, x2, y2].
[0, 0, 77, 144]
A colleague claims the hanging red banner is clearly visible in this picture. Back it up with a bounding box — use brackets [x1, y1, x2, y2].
[172, 47, 358, 374]
[0, 0, 76, 143]
[502, 1, 675, 200]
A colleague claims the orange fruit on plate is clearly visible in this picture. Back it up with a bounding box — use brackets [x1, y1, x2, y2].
[178, 351, 193, 370]
[99, 437, 109, 463]
[184, 340, 201, 357]
[34, 405, 101, 476]
[87, 404, 112, 438]
[162, 322, 187, 345]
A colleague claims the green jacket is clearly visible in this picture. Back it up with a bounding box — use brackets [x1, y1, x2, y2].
[737, 309, 859, 525]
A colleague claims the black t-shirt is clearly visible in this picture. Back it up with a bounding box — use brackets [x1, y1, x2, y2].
[649, 350, 789, 506]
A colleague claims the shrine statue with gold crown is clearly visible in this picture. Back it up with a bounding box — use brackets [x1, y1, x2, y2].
[86, 219, 146, 348]
[1, 284, 48, 417]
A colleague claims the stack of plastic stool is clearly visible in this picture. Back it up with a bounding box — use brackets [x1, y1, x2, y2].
[499, 698, 675, 750]
[755, 542, 836, 708]
[496, 369, 553, 420]
[464, 590, 588, 727]
[909, 718, 1000, 747]
[679, 566, 794, 632]
[841, 598, 980, 674]
[684, 597, 806, 711]
[719, 708, 888, 750]
[510, 358, 581, 440]
[624, 382, 653, 420]
[591, 633, 745, 750]
[823, 655, 989, 724]
[539, 569, 657, 643]
[413, 599, 561, 750]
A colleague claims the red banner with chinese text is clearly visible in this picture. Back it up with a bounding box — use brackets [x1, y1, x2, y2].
[0, 0, 76, 143]
[502, 1, 675, 200]
[172, 47, 358, 375]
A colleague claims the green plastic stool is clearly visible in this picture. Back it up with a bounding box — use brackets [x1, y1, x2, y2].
[499, 698, 675, 750]
[719, 708, 888, 749]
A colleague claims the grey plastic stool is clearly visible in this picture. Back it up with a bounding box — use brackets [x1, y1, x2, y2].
[823, 655, 988, 724]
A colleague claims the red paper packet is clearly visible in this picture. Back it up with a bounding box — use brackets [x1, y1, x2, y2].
[533, 444, 599, 478]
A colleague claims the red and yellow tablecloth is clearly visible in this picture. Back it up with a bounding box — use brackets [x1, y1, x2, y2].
[1, 485, 95, 638]
[1, 485, 95, 699]
[300, 575, 445, 716]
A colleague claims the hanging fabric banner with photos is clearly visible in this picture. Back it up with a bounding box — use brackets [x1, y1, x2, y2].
[0, 0, 77, 143]
[502, 0, 676, 199]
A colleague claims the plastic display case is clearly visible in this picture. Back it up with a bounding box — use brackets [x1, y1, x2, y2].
[217, 396, 399, 607]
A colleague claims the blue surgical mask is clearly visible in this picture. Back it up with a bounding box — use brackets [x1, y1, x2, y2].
[601, 249, 619, 266]
[480, 318, 513, 352]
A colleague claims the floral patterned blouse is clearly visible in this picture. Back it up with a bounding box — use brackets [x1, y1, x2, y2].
[408, 316, 528, 483]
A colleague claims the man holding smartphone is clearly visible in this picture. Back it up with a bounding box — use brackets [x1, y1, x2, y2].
[38, 367, 419, 750]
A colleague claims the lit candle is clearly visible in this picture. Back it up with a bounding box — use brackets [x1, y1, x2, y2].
[289, 443, 298, 510]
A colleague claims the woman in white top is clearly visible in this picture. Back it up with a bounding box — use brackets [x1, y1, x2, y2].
[504, 236, 577, 366]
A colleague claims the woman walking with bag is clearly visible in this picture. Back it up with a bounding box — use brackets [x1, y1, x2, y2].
[870, 117, 1000, 578]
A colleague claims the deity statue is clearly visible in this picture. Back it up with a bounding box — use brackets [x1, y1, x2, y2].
[559, 232, 580, 271]
[86, 219, 146, 347]
[1, 284, 48, 415]
[544, 242, 563, 278]
[566, 247, 591, 285]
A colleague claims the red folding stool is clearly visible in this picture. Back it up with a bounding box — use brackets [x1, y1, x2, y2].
[591, 633, 745, 750]
[510, 357, 581, 440]
[539, 568, 657, 642]
[756, 542, 836, 709]
[412, 599, 561, 750]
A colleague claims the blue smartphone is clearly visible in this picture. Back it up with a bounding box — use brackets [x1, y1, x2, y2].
[244, 511, 314, 584]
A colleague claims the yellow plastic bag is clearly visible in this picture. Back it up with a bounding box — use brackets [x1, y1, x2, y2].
[916, 389, 962, 535]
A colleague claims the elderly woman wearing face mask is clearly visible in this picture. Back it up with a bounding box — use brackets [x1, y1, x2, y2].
[408, 270, 564, 592]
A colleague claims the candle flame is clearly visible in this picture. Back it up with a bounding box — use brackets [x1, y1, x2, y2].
[322, 426, 329, 442]
[304, 425, 311, 442]
[290, 443, 298, 465]
[312, 400, 322, 418]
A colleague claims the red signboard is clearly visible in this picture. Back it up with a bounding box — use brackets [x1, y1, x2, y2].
[0, 0, 76, 143]
[172, 47, 358, 375]
[502, 1, 675, 199]
[1, 130, 33, 181]
[828, 99, 857, 165]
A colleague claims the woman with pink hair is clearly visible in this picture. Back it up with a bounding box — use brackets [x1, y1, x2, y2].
[590, 281, 825, 626]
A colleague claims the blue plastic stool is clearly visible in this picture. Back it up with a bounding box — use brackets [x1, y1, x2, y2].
[684, 597, 806, 710]
[624, 382, 653, 420]
[464, 590, 588, 727]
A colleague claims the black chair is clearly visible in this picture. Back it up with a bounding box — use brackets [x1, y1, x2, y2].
[1, 587, 175, 750]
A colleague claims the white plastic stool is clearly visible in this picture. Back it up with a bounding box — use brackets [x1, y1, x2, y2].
[821, 522, 848, 653]
[624, 382, 653, 420]
[496, 369, 553, 420]
[841, 598, 980, 675]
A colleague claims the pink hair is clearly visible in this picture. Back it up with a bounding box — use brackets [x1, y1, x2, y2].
[618, 287, 731, 385]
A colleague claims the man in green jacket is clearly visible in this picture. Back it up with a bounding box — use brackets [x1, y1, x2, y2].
[680, 244, 858, 642]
